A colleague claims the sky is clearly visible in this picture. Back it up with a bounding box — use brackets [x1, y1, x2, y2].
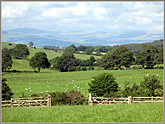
[1, 1, 164, 32]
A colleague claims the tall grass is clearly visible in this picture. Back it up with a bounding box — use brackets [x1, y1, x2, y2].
[2, 103, 163, 122]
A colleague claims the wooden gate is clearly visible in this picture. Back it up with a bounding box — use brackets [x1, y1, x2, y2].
[1, 94, 51, 108]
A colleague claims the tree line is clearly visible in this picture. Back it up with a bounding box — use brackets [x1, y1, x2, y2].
[2, 41, 163, 73]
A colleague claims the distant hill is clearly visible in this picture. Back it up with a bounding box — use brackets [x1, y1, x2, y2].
[7, 28, 53, 34]
[1, 28, 163, 47]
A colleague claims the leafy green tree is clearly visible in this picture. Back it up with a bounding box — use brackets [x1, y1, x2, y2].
[141, 45, 158, 68]
[90, 56, 95, 63]
[88, 73, 118, 97]
[112, 46, 129, 70]
[85, 49, 93, 55]
[2, 78, 14, 100]
[28, 42, 34, 47]
[120, 51, 134, 70]
[101, 51, 115, 70]
[140, 74, 163, 96]
[55, 52, 77, 72]
[77, 45, 86, 51]
[64, 44, 77, 53]
[13, 44, 30, 59]
[30, 52, 51, 73]
[135, 54, 145, 69]
[155, 48, 163, 64]
[2, 49, 13, 71]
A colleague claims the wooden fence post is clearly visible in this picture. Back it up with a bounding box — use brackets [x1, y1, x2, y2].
[11, 98, 13, 108]
[47, 94, 51, 107]
[152, 96, 153, 102]
[128, 96, 132, 104]
[89, 93, 93, 105]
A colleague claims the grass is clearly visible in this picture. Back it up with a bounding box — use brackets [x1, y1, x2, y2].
[2, 59, 163, 98]
[1, 42, 164, 123]
[2, 42, 101, 60]
[2, 103, 163, 122]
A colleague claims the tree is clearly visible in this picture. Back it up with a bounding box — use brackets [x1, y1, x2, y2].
[13, 44, 30, 59]
[2, 49, 13, 71]
[55, 52, 77, 72]
[28, 42, 34, 47]
[2, 78, 14, 100]
[101, 51, 115, 70]
[64, 44, 77, 53]
[112, 46, 129, 70]
[101, 46, 133, 70]
[155, 48, 163, 64]
[85, 49, 93, 55]
[88, 73, 118, 97]
[30, 52, 51, 73]
[140, 75, 163, 96]
[120, 51, 134, 70]
[90, 56, 96, 63]
[135, 53, 145, 69]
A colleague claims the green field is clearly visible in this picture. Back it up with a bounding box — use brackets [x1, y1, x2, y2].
[2, 58, 163, 98]
[1, 42, 164, 123]
[2, 42, 101, 60]
[2, 103, 163, 122]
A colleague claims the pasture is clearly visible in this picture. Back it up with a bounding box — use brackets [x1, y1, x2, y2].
[2, 103, 163, 122]
[2, 42, 164, 123]
[2, 58, 163, 98]
[2, 42, 101, 60]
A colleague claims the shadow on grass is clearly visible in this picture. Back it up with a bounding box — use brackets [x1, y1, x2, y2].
[3, 70, 52, 73]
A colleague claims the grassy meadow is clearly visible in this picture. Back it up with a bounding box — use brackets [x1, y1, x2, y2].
[2, 103, 163, 122]
[1, 42, 164, 123]
[2, 58, 163, 98]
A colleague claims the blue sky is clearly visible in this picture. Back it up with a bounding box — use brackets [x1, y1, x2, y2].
[2, 1, 164, 32]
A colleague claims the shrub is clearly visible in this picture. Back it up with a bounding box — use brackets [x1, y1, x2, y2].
[81, 66, 87, 71]
[140, 74, 163, 96]
[2, 78, 14, 100]
[49, 91, 69, 106]
[76, 66, 81, 71]
[131, 65, 142, 69]
[68, 66, 76, 72]
[67, 90, 84, 105]
[88, 73, 118, 97]
[88, 66, 94, 70]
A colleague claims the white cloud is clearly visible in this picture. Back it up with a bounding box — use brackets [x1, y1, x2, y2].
[2, 2, 29, 18]
[135, 17, 152, 25]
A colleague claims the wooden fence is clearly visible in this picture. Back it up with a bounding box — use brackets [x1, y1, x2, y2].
[88, 93, 163, 105]
[1, 94, 51, 108]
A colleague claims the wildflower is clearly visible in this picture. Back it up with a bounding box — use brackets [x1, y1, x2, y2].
[72, 80, 74, 82]
[47, 86, 49, 88]
[30, 90, 32, 92]
[25, 88, 28, 90]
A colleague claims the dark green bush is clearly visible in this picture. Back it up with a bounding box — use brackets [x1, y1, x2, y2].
[50, 91, 69, 106]
[67, 90, 84, 105]
[76, 66, 81, 71]
[68, 66, 76, 72]
[81, 66, 87, 71]
[2, 78, 14, 100]
[88, 66, 94, 70]
[88, 73, 118, 97]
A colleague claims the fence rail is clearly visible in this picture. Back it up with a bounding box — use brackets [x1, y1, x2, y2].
[88, 93, 163, 105]
[1, 94, 51, 108]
